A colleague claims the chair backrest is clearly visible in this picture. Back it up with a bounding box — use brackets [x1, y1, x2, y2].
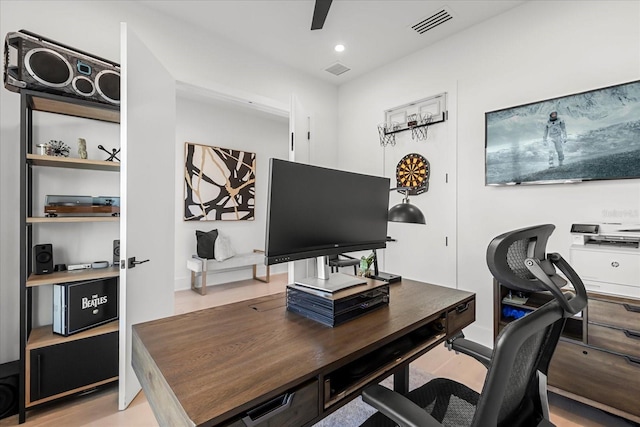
[472, 224, 588, 426]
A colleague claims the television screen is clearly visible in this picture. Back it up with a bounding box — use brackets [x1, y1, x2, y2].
[265, 159, 390, 268]
[485, 80, 640, 185]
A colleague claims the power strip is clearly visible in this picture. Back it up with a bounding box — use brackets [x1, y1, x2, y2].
[67, 263, 92, 271]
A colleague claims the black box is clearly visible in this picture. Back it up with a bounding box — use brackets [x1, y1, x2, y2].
[286, 282, 389, 327]
[53, 277, 118, 336]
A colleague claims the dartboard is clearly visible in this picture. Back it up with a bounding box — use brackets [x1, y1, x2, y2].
[396, 153, 429, 195]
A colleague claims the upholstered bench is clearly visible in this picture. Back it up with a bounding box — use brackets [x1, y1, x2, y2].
[187, 249, 270, 295]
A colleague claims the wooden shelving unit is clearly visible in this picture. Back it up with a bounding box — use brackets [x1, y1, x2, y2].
[27, 216, 119, 224]
[26, 321, 118, 350]
[27, 94, 120, 123]
[26, 266, 119, 287]
[493, 281, 585, 343]
[27, 153, 120, 171]
[493, 278, 640, 423]
[18, 90, 120, 421]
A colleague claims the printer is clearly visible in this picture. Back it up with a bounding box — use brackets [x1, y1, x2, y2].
[569, 223, 639, 298]
[570, 223, 640, 248]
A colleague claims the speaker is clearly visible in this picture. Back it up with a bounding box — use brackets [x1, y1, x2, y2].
[0, 361, 19, 420]
[113, 239, 120, 265]
[33, 243, 53, 275]
[4, 30, 120, 105]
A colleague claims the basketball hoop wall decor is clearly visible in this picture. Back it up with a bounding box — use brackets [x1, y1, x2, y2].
[396, 153, 430, 195]
[377, 122, 400, 146]
[378, 93, 447, 146]
[184, 142, 256, 221]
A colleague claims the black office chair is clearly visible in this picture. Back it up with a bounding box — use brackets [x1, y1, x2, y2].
[359, 224, 588, 427]
[327, 253, 360, 275]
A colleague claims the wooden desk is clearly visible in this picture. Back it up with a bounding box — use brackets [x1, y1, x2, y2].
[132, 279, 475, 427]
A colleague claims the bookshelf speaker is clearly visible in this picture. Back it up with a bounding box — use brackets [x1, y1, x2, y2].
[0, 361, 19, 420]
[113, 239, 120, 265]
[33, 243, 53, 275]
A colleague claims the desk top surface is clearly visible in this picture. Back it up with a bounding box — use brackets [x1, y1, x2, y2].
[132, 279, 474, 426]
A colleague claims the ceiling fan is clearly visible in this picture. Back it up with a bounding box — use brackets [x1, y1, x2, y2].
[311, 0, 333, 30]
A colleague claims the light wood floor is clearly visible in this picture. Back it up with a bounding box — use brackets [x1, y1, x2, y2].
[2, 274, 636, 427]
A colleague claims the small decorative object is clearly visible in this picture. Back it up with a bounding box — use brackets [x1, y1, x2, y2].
[98, 144, 120, 162]
[396, 153, 430, 195]
[78, 138, 88, 159]
[48, 140, 70, 157]
[358, 252, 375, 277]
[36, 143, 50, 156]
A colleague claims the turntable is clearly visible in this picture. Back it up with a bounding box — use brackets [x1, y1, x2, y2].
[45, 195, 120, 217]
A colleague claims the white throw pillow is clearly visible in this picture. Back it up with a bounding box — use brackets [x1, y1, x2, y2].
[214, 232, 236, 261]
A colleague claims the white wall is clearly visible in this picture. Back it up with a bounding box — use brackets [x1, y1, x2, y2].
[2, 0, 638, 365]
[0, 1, 338, 364]
[173, 95, 289, 290]
[338, 0, 640, 347]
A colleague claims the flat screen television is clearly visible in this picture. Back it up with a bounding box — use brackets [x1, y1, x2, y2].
[265, 159, 390, 291]
[485, 80, 640, 186]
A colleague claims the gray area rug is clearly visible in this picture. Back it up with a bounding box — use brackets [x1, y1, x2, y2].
[313, 366, 434, 427]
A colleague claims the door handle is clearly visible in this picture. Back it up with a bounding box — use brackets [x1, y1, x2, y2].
[127, 257, 150, 269]
[623, 303, 640, 313]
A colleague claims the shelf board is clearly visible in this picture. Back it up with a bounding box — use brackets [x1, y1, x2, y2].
[27, 216, 119, 224]
[27, 154, 120, 171]
[27, 320, 119, 350]
[26, 376, 118, 408]
[27, 266, 119, 287]
[28, 93, 120, 123]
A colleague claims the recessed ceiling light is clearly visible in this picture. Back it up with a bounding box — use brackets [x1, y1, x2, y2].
[334, 44, 345, 52]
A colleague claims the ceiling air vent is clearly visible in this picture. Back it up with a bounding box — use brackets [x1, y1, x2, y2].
[411, 7, 453, 34]
[325, 62, 350, 76]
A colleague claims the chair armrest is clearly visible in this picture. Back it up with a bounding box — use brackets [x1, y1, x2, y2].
[362, 385, 441, 427]
[446, 332, 492, 369]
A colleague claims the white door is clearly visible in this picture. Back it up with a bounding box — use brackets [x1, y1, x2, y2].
[288, 94, 312, 283]
[289, 94, 310, 163]
[383, 90, 457, 288]
[118, 23, 176, 409]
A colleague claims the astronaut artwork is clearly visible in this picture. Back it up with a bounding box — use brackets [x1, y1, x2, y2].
[484, 79, 640, 185]
[543, 111, 567, 168]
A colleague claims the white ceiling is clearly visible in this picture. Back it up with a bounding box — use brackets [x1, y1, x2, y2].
[140, 0, 526, 85]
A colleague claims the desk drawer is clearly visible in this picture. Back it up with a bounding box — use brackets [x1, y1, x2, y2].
[549, 341, 640, 417]
[225, 380, 318, 427]
[589, 323, 640, 358]
[589, 299, 640, 331]
[448, 298, 475, 335]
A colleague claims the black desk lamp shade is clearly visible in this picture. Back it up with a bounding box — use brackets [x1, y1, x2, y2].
[388, 188, 426, 224]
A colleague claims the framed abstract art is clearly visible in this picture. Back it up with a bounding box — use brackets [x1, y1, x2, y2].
[184, 142, 256, 221]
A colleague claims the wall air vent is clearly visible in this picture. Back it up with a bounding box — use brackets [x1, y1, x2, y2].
[411, 7, 453, 34]
[325, 62, 350, 76]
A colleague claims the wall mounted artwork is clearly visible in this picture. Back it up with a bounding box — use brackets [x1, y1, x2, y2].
[184, 142, 256, 221]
